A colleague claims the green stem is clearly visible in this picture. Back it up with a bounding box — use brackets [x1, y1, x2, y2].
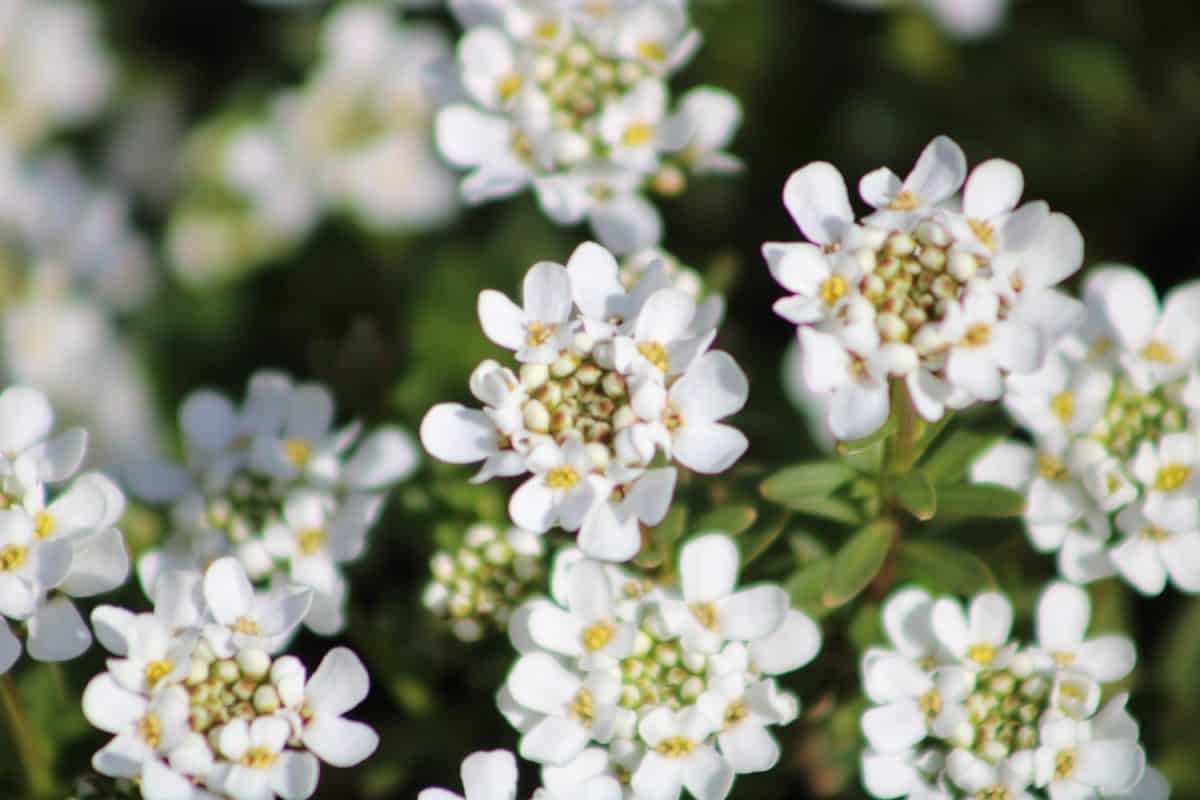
[887, 378, 921, 476]
[0, 673, 55, 798]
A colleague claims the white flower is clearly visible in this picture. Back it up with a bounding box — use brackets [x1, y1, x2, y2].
[663, 534, 788, 654]
[946, 750, 1035, 800]
[631, 706, 733, 800]
[1035, 700, 1146, 799]
[598, 79, 686, 173]
[860, 136, 968, 227]
[534, 165, 663, 256]
[209, 716, 319, 800]
[479, 261, 577, 363]
[202, 557, 312, 656]
[943, 283, 1044, 401]
[1033, 582, 1136, 682]
[1110, 503, 1200, 595]
[82, 677, 191, 780]
[510, 439, 610, 534]
[283, 647, 379, 768]
[263, 490, 380, 597]
[536, 747, 625, 800]
[796, 326, 911, 441]
[419, 749, 518, 800]
[1129, 432, 1200, 532]
[668, 87, 742, 176]
[931, 591, 1016, 671]
[526, 559, 637, 668]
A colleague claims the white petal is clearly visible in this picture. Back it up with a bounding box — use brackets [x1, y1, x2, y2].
[342, 427, 419, 489]
[420, 405, 498, 465]
[0, 387, 53, 453]
[519, 715, 588, 766]
[523, 262, 573, 325]
[478, 289, 528, 351]
[303, 715, 378, 768]
[673, 351, 749, 424]
[203, 557, 253, 625]
[27, 597, 91, 662]
[782, 162, 853, 245]
[1101, 270, 1159, 353]
[1161, 532, 1200, 591]
[507, 652, 579, 714]
[1076, 739, 1146, 793]
[762, 242, 830, 295]
[1036, 582, 1090, 653]
[270, 751, 320, 800]
[509, 477, 557, 534]
[862, 702, 926, 754]
[60, 528, 130, 598]
[861, 750, 921, 798]
[682, 745, 735, 800]
[307, 647, 370, 716]
[461, 749, 518, 800]
[903, 136, 968, 205]
[748, 610, 822, 674]
[969, 592, 1013, 645]
[828, 382, 890, 441]
[631, 752, 684, 800]
[717, 586, 788, 641]
[965, 159, 1023, 220]
[180, 389, 235, 452]
[578, 504, 642, 563]
[1076, 636, 1137, 683]
[82, 673, 146, 732]
[1110, 537, 1168, 596]
[679, 534, 738, 603]
[673, 422, 747, 474]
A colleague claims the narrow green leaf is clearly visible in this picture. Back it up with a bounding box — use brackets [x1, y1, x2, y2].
[761, 461, 858, 506]
[921, 430, 1003, 486]
[778, 496, 862, 526]
[835, 415, 897, 455]
[823, 521, 895, 608]
[896, 471, 937, 520]
[786, 559, 832, 618]
[740, 510, 789, 567]
[636, 506, 687, 569]
[692, 505, 758, 536]
[894, 540, 997, 595]
[936, 483, 1026, 519]
[912, 412, 954, 463]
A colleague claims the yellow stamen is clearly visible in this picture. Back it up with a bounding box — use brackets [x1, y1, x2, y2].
[622, 123, 656, 147]
[1050, 391, 1074, 424]
[297, 528, 326, 555]
[1142, 340, 1176, 363]
[0, 544, 27, 572]
[137, 713, 162, 748]
[1142, 525, 1170, 542]
[1054, 748, 1077, 781]
[887, 190, 920, 211]
[967, 643, 997, 666]
[547, 466, 580, 490]
[968, 218, 998, 251]
[919, 689, 942, 715]
[655, 736, 697, 758]
[1088, 337, 1112, 360]
[240, 747, 277, 769]
[637, 40, 666, 61]
[637, 341, 669, 373]
[145, 660, 174, 688]
[33, 511, 55, 540]
[1037, 453, 1068, 481]
[582, 620, 615, 651]
[231, 616, 261, 636]
[525, 321, 555, 346]
[1052, 651, 1076, 667]
[1155, 463, 1192, 492]
[820, 275, 847, 307]
[964, 323, 992, 347]
[285, 438, 313, 469]
[690, 602, 719, 631]
[533, 20, 559, 40]
[724, 699, 749, 729]
[569, 688, 594, 724]
[497, 73, 523, 102]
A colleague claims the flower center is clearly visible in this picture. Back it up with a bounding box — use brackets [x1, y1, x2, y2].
[964, 323, 992, 348]
[1141, 340, 1176, 363]
[297, 528, 326, 555]
[1142, 525, 1171, 542]
[146, 660, 175, 688]
[617, 625, 710, 712]
[1052, 651, 1076, 667]
[526, 321, 556, 347]
[497, 73, 523, 102]
[622, 123, 656, 147]
[582, 620, 616, 651]
[974, 787, 1014, 800]
[637, 40, 667, 62]
[520, 353, 634, 467]
[285, 438, 313, 469]
[0, 545, 27, 571]
[33, 511, 55, 539]
[1054, 748, 1078, 781]
[241, 747, 277, 769]
[963, 669, 1050, 762]
[968, 218, 998, 251]
[689, 602, 719, 631]
[570, 688, 595, 725]
[231, 616, 261, 636]
[1155, 463, 1192, 492]
[137, 712, 162, 748]
[724, 699, 749, 729]
[1037, 453, 1068, 481]
[1051, 391, 1074, 424]
[637, 341, 669, 373]
[820, 275, 847, 307]
[1093, 376, 1188, 458]
[547, 466, 581, 490]
[655, 735, 697, 758]
[967, 644, 997, 666]
[887, 190, 920, 211]
[919, 689, 942, 715]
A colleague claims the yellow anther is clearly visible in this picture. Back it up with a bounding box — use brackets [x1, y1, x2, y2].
[964, 323, 992, 347]
[137, 713, 162, 748]
[1155, 463, 1192, 492]
[231, 616, 261, 636]
[967, 643, 997, 666]
[1142, 525, 1170, 542]
[637, 341, 669, 373]
[497, 73, 523, 102]
[285, 438, 313, 469]
[655, 736, 697, 758]
[547, 466, 580, 490]
[919, 689, 942, 715]
[1088, 337, 1112, 360]
[724, 699, 749, 728]
[1052, 651, 1076, 667]
[582, 620, 616, 651]
[240, 747, 277, 769]
[1053, 748, 1077, 781]
[968, 218, 998, 251]
[622, 123, 656, 147]
[1051, 391, 1074, 424]
[569, 688, 595, 724]
[33, 511, 55, 540]
[820, 275, 847, 307]
[690, 602, 719, 631]
[1142, 340, 1176, 363]
[534, 20, 559, 40]
[1037, 453, 1068, 481]
[0, 544, 27, 572]
[297, 528, 327, 555]
[637, 40, 666, 61]
[887, 190, 920, 211]
[145, 660, 174, 688]
[526, 321, 555, 346]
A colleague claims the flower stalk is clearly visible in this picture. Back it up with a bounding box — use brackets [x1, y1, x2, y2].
[0, 673, 55, 799]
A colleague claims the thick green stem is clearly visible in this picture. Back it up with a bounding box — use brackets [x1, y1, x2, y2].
[0, 673, 55, 798]
[887, 378, 921, 476]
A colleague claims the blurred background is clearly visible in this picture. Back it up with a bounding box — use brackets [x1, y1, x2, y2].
[2, 0, 1199, 797]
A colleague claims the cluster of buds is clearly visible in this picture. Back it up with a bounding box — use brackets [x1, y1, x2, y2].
[82, 559, 377, 800]
[422, 523, 546, 641]
[860, 584, 1161, 799]
[130, 369, 419, 635]
[436, 0, 742, 254]
[499, 535, 821, 800]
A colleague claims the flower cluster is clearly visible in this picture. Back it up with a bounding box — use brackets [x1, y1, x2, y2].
[130, 370, 419, 635]
[83, 558, 377, 800]
[0, 386, 130, 674]
[166, 3, 458, 286]
[435, 0, 742, 254]
[422, 522, 547, 642]
[0, 0, 113, 153]
[492, 534, 821, 800]
[974, 265, 1200, 595]
[766, 135, 1085, 440]
[860, 583, 1161, 800]
[829, 0, 1009, 40]
[420, 242, 747, 563]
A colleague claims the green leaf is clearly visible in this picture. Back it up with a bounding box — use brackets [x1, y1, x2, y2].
[823, 521, 895, 608]
[761, 461, 858, 506]
[692, 505, 758, 536]
[894, 540, 997, 595]
[1161, 597, 1200, 707]
[835, 416, 896, 455]
[921, 430, 1002, 486]
[637, 506, 687, 570]
[777, 496, 862, 526]
[936, 483, 1026, 519]
[895, 471, 937, 520]
[786, 559, 832, 617]
[740, 510, 789, 567]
